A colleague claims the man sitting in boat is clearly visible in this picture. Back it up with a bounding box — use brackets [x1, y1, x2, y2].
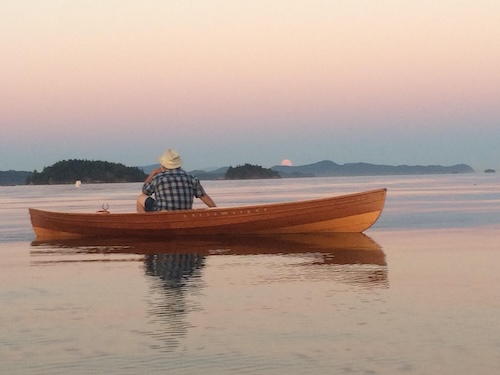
[136, 149, 216, 212]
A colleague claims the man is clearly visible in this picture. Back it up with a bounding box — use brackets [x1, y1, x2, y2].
[136, 149, 216, 212]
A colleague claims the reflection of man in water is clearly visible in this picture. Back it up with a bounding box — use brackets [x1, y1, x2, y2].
[145, 253, 205, 288]
[143, 253, 205, 351]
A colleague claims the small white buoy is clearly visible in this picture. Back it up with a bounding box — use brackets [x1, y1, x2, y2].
[75, 180, 82, 188]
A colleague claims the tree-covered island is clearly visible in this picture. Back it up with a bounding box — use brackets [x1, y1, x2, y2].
[225, 163, 281, 179]
[27, 160, 147, 185]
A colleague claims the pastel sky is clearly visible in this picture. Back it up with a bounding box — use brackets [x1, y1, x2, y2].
[2, 0, 499, 172]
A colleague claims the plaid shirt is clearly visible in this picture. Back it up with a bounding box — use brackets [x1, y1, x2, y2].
[142, 168, 206, 211]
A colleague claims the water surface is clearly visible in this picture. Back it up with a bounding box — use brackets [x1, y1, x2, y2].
[1, 174, 500, 374]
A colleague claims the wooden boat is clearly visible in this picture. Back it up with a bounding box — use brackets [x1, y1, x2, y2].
[29, 188, 387, 239]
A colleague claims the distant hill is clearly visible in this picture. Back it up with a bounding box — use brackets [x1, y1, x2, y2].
[141, 160, 474, 180]
[225, 164, 280, 179]
[1, 160, 477, 185]
[141, 164, 228, 179]
[27, 160, 146, 185]
[0, 170, 32, 186]
[271, 160, 475, 178]
[188, 167, 228, 180]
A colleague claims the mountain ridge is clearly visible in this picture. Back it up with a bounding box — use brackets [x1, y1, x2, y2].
[0, 160, 477, 185]
[270, 160, 474, 178]
[142, 160, 475, 179]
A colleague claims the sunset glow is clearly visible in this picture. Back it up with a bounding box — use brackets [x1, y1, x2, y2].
[1, 1, 499, 172]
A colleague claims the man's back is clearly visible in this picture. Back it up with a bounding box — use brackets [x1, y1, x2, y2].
[142, 168, 206, 211]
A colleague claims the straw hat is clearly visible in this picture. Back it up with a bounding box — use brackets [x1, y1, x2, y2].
[158, 149, 183, 169]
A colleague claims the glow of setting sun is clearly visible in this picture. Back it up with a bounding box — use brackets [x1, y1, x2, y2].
[281, 159, 293, 166]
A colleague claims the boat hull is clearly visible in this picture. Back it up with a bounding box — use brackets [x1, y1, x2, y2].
[29, 188, 387, 239]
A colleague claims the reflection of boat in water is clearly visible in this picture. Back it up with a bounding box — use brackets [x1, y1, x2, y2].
[32, 233, 389, 293]
[31, 233, 388, 287]
[30, 233, 388, 350]
[31, 232, 386, 266]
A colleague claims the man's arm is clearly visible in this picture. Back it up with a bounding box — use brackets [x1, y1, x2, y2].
[144, 167, 165, 185]
[200, 194, 216, 208]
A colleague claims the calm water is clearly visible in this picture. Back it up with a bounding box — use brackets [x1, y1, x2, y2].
[1, 175, 500, 374]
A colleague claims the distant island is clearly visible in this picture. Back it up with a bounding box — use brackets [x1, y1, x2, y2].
[0, 170, 32, 186]
[225, 164, 281, 179]
[0, 159, 480, 186]
[271, 160, 475, 178]
[26, 160, 146, 185]
[150, 160, 476, 180]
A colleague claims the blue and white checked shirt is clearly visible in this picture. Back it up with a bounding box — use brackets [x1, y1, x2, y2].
[142, 168, 206, 211]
